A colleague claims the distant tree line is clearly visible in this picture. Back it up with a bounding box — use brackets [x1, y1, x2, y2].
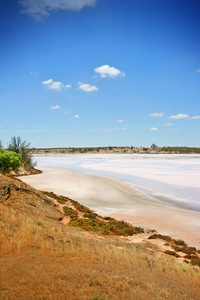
[31, 145, 200, 154]
[161, 146, 200, 154]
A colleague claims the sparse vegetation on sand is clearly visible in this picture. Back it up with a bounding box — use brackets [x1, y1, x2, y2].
[0, 174, 200, 299]
[42, 191, 144, 236]
[148, 233, 200, 267]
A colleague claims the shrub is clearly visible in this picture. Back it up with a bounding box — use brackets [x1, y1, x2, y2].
[0, 148, 21, 173]
[83, 213, 97, 219]
[148, 234, 173, 242]
[173, 239, 188, 247]
[63, 206, 78, 217]
[172, 245, 196, 255]
[190, 258, 200, 267]
[164, 250, 180, 258]
[8, 136, 33, 167]
[184, 254, 199, 260]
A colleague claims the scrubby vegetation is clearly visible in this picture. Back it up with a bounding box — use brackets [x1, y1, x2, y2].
[164, 250, 180, 258]
[161, 146, 200, 154]
[63, 206, 78, 217]
[190, 258, 200, 267]
[0, 147, 21, 173]
[148, 234, 200, 267]
[42, 191, 144, 236]
[69, 217, 144, 236]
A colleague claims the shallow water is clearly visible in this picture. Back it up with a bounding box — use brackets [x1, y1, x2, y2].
[33, 154, 200, 211]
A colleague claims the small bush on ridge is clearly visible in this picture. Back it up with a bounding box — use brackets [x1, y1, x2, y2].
[0, 148, 21, 173]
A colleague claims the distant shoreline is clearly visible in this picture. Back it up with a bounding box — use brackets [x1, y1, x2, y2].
[30, 146, 200, 155]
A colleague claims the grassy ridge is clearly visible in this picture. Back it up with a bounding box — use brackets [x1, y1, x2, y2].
[1, 174, 200, 299]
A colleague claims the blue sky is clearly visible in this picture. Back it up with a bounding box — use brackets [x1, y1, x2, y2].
[0, 0, 200, 148]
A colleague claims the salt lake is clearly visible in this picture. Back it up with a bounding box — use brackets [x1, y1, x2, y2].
[33, 154, 200, 212]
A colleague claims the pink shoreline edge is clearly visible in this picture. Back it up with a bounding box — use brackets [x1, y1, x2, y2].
[21, 167, 200, 249]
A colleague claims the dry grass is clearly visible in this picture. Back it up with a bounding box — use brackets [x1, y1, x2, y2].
[1, 174, 200, 300]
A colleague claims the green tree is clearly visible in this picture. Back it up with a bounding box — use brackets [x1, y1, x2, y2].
[8, 136, 33, 166]
[0, 148, 21, 173]
[151, 143, 158, 149]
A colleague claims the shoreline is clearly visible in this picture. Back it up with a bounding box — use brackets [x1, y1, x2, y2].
[20, 166, 200, 248]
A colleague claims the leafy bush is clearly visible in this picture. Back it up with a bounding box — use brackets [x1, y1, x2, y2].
[0, 148, 21, 173]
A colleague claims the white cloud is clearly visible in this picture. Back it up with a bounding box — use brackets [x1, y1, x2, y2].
[19, 0, 97, 20]
[151, 127, 158, 131]
[149, 112, 164, 117]
[42, 79, 53, 85]
[42, 79, 71, 91]
[104, 129, 112, 133]
[78, 82, 98, 92]
[168, 114, 189, 119]
[73, 114, 79, 118]
[163, 123, 174, 126]
[49, 81, 64, 90]
[190, 115, 200, 120]
[121, 128, 126, 130]
[64, 84, 72, 89]
[51, 105, 60, 109]
[94, 65, 125, 78]
[117, 119, 125, 123]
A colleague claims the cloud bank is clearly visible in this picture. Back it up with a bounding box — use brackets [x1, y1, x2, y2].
[42, 79, 71, 91]
[95, 65, 125, 78]
[19, 0, 97, 20]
